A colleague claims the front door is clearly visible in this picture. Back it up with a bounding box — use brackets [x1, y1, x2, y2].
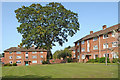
[25, 61, 29, 66]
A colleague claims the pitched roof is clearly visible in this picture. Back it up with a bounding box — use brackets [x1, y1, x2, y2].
[74, 24, 119, 43]
[69, 46, 75, 51]
[4, 47, 47, 52]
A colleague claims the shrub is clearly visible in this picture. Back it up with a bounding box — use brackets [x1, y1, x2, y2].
[95, 57, 99, 62]
[42, 61, 50, 64]
[4, 63, 12, 66]
[112, 58, 120, 63]
[67, 58, 73, 63]
[99, 57, 110, 63]
[87, 59, 95, 63]
[12, 63, 17, 66]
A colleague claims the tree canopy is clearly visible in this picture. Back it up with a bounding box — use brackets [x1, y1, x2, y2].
[15, 2, 79, 58]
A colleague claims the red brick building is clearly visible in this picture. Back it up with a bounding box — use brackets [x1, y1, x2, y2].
[74, 24, 119, 62]
[4, 47, 47, 66]
[69, 46, 76, 59]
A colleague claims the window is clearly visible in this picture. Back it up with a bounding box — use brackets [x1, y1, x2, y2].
[9, 52, 12, 54]
[32, 61, 37, 63]
[26, 56, 28, 59]
[73, 54, 76, 58]
[93, 45, 98, 50]
[9, 61, 12, 64]
[9, 56, 12, 59]
[94, 54, 98, 59]
[77, 56, 80, 59]
[77, 49, 79, 52]
[81, 41, 85, 44]
[16, 56, 21, 59]
[112, 42, 118, 47]
[32, 56, 37, 59]
[16, 52, 21, 54]
[32, 52, 37, 54]
[87, 40, 90, 52]
[41, 52, 43, 54]
[93, 37, 98, 41]
[81, 48, 85, 52]
[41, 55, 43, 58]
[77, 42, 79, 46]
[40, 60, 43, 63]
[103, 34, 108, 39]
[112, 52, 118, 58]
[112, 32, 115, 37]
[103, 53, 109, 58]
[16, 60, 21, 64]
[103, 43, 108, 49]
[82, 54, 85, 59]
[73, 50, 75, 53]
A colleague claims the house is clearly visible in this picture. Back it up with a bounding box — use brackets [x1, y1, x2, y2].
[68, 46, 76, 59]
[4, 47, 47, 66]
[74, 24, 119, 62]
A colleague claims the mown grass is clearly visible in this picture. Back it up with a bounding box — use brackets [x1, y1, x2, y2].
[2, 63, 118, 78]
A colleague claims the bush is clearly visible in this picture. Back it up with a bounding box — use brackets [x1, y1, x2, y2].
[12, 63, 17, 66]
[99, 57, 110, 63]
[87, 59, 95, 63]
[67, 58, 73, 63]
[4, 63, 12, 66]
[42, 61, 50, 64]
[112, 58, 120, 63]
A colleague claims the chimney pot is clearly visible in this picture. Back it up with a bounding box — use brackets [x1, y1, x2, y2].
[90, 31, 93, 34]
[103, 25, 107, 29]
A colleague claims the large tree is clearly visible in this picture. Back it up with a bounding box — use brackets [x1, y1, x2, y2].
[15, 2, 79, 59]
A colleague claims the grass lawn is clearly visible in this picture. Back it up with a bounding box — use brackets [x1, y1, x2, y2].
[2, 63, 118, 78]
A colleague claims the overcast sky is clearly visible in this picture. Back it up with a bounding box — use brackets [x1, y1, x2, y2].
[1, 2, 118, 54]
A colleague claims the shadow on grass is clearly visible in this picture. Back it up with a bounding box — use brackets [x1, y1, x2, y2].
[2, 75, 51, 80]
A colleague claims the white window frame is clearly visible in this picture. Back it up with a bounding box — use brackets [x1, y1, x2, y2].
[81, 48, 85, 52]
[77, 42, 79, 46]
[16, 60, 21, 64]
[112, 52, 119, 58]
[16, 52, 21, 54]
[32, 56, 37, 59]
[112, 32, 115, 37]
[81, 41, 85, 44]
[32, 52, 37, 54]
[9, 61, 12, 64]
[41, 55, 43, 58]
[32, 61, 37, 63]
[93, 45, 98, 50]
[9, 56, 12, 59]
[77, 49, 79, 52]
[103, 43, 108, 49]
[112, 42, 118, 47]
[16, 56, 21, 59]
[73, 50, 75, 53]
[40, 52, 43, 54]
[103, 34, 108, 39]
[9, 52, 12, 54]
[93, 37, 98, 41]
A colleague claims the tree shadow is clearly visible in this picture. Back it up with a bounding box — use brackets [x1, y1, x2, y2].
[2, 75, 51, 80]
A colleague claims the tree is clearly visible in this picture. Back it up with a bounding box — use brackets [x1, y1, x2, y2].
[57, 49, 72, 60]
[53, 50, 61, 59]
[15, 2, 80, 59]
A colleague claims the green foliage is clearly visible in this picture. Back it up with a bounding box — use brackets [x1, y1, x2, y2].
[99, 57, 110, 63]
[42, 61, 50, 64]
[15, 2, 79, 59]
[87, 59, 95, 63]
[67, 58, 73, 63]
[57, 49, 72, 59]
[12, 63, 17, 66]
[53, 50, 61, 59]
[4, 63, 12, 66]
[112, 58, 120, 63]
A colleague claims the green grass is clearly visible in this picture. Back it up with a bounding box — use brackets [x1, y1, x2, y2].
[2, 63, 118, 78]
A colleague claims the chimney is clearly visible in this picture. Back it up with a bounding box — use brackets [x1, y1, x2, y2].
[103, 25, 107, 29]
[90, 31, 93, 34]
[18, 45, 20, 47]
